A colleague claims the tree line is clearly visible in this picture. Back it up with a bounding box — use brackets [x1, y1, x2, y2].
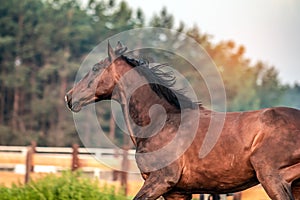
[0, 0, 299, 146]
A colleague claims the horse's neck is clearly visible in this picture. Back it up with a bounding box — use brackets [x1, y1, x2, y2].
[128, 84, 177, 126]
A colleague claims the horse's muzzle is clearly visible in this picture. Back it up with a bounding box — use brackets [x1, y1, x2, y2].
[64, 93, 81, 112]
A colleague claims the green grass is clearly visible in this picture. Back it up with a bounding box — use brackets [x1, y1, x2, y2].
[0, 171, 127, 200]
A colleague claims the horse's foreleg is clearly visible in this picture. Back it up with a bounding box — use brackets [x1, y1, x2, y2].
[133, 167, 182, 200]
[133, 174, 170, 200]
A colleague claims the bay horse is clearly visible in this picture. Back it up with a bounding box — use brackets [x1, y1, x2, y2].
[65, 41, 300, 200]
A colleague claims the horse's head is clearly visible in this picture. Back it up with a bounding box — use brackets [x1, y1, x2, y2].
[65, 41, 128, 112]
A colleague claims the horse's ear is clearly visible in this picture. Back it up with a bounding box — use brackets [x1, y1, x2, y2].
[115, 41, 127, 55]
[108, 41, 116, 61]
[116, 41, 123, 50]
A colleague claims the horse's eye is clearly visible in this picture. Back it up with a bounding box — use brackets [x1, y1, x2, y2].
[92, 64, 101, 72]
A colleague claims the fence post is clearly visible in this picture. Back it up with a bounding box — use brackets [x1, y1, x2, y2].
[112, 149, 119, 181]
[233, 192, 242, 200]
[121, 149, 129, 196]
[25, 141, 36, 184]
[72, 144, 79, 171]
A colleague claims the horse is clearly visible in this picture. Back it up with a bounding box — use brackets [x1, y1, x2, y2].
[65, 41, 300, 200]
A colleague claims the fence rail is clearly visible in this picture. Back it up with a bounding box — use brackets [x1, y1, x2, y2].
[0, 144, 137, 194]
[0, 145, 135, 158]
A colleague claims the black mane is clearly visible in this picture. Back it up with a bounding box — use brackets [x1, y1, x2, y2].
[121, 55, 199, 110]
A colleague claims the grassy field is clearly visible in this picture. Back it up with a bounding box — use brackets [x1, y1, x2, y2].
[0, 171, 270, 199]
[0, 171, 142, 197]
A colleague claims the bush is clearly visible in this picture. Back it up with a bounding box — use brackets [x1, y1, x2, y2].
[0, 171, 127, 200]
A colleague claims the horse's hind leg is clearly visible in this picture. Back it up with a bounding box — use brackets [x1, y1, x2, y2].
[281, 163, 300, 200]
[292, 179, 300, 200]
[250, 157, 294, 199]
[253, 166, 293, 199]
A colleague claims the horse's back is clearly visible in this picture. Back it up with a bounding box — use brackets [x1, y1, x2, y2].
[251, 107, 300, 158]
[259, 107, 300, 129]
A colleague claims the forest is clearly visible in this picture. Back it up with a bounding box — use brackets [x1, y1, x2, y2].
[0, 0, 299, 147]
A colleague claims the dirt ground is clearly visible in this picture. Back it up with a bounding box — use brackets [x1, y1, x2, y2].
[239, 185, 270, 200]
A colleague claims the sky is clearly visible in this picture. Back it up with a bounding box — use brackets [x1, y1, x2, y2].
[122, 0, 300, 85]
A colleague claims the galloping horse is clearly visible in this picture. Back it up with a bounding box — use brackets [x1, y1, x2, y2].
[65, 42, 300, 200]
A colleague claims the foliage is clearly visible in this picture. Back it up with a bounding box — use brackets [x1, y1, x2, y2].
[0, 0, 298, 146]
[0, 171, 126, 200]
[281, 83, 300, 109]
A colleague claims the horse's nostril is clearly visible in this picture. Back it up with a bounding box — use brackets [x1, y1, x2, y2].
[65, 93, 73, 110]
[64, 95, 68, 103]
[65, 93, 72, 104]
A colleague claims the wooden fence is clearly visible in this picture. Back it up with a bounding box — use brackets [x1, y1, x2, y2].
[0, 143, 137, 195]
